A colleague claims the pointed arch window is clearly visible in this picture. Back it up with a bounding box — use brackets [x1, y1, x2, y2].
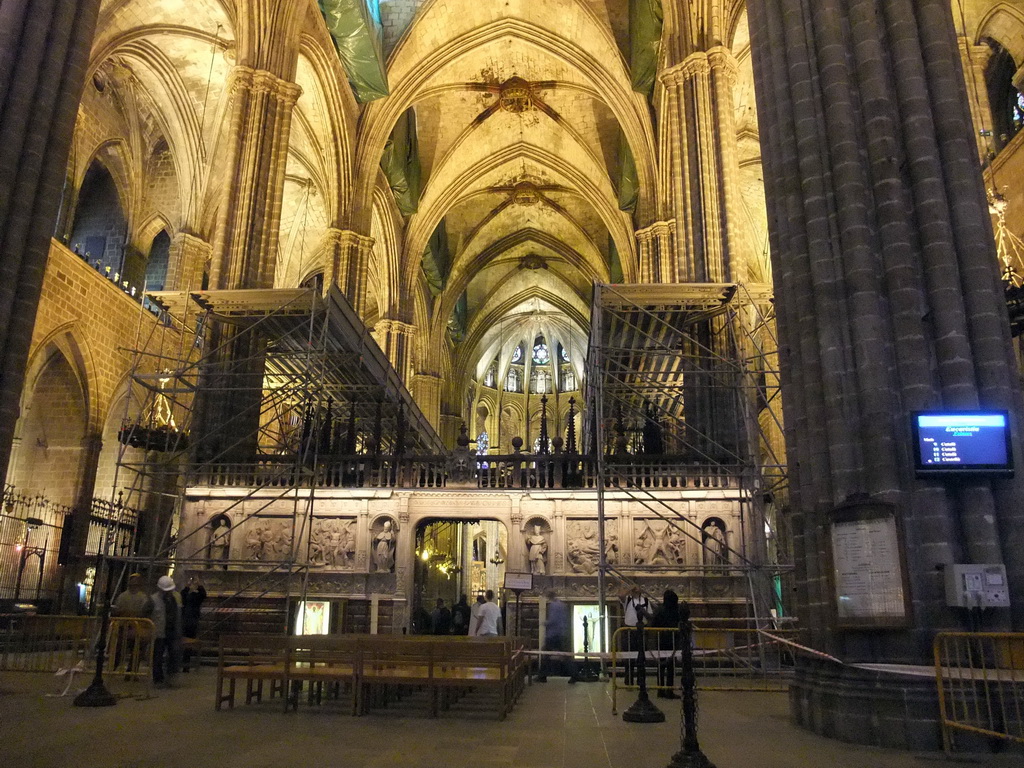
[511, 344, 524, 364]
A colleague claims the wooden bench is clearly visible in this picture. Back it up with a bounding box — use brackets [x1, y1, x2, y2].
[215, 634, 290, 711]
[214, 633, 527, 719]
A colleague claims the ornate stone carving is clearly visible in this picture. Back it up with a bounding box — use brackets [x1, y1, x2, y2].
[245, 520, 293, 561]
[634, 520, 685, 566]
[566, 520, 601, 574]
[309, 518, 356, 569]
[525, 522, 549, 575]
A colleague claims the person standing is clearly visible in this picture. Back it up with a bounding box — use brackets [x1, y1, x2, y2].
[180, 575, 206, 671]
[469, 593, 485, 636]
[650, 589, 681, 698]
[430, 597, 452, 635]
[451, 594, 471, 635]
[537, 590, 575, 682]
[112, 573, 152, 671]
[151, 575, 182, 687]
[619, 583, 650, 685]
[473, 589, 501, 637]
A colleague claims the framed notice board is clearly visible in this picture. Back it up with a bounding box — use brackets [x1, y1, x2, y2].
[828, 499, 911, 629]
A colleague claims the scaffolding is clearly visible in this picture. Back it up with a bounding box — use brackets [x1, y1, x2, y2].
[110, 285, 443, 635]
[585, 282, 790, 650]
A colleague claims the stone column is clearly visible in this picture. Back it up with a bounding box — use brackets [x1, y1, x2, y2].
[957, 37, 995, 163]
[748, 0, 1024, 747]
[0, 0, 102, 483]
[209, 67, 301, 290]
[371, 319, 416, 384]
[660, 48, 744, 284]
[412, 373, 442, 430]
[324, 228, 375, 317]
[635, 220, 675, 282]
[166, 232, 212, 292]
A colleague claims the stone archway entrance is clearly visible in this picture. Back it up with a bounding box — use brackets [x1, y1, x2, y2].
[411, 518, 507, 634]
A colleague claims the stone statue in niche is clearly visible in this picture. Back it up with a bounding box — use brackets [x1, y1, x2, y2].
[605, 530, 618, 564]
[310, 518, 356, 568]
[702, 519, 728, 567]
[372, 519, 397, 573]
[635, 520, 673, 566]
[526, 523, 548, 574]
[207, 515, 231, 568]
[566, 520, 601, 574]
[245, 520, 292, 561]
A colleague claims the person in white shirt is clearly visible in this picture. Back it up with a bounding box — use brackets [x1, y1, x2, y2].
[474, 589, 502, 637]
[469, 593, 485, 636]
[619, 583, 650, 685]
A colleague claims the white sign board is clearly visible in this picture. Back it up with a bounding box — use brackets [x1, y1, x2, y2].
[503, 572, 534, 591]
[831, 516, 905, 622]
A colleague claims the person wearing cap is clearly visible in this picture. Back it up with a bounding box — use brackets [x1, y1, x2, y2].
[150, 575, 182, 686]
[113, 573, 152, 618]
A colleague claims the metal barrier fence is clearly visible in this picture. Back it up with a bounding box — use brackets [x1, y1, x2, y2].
[609, 624, 797, 713]
[0, 614, 154, 693]
[934, 631, 1024, 752]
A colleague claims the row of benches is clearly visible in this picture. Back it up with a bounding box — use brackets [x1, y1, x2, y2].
[216, 633, 529, 719]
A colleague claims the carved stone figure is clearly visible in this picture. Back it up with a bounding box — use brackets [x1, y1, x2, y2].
[310, 518, 357, 569]
[566, 520, 601, 574]
[246, 520, 292, 561]
[373, 519, 396, 573]
[605, 530, 618, 565]
[208, 515, 231, 566]
[526, 523, 548, 575]
[703, 519, 728, 567]
[635, 520, 672, 566]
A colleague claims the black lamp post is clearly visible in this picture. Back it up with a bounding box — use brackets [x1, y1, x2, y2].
[622, 611, 665, 723]
[665, 604, 716, 767]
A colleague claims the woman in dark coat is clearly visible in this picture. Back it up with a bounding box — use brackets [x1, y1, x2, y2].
[650, 588, 681, 698]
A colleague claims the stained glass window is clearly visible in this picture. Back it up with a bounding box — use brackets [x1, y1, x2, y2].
[476, 431, 489, 455]
[511, 344, 523, 364]
[532, 341, 550, 365]
[560, 345, 570, 362]
[1014, 91, 1024, 133]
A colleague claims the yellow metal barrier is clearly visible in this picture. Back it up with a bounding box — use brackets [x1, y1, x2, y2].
[609, 625, 796, 713]
[934, 631, 1024, 752]
[0, 614, 155, 693]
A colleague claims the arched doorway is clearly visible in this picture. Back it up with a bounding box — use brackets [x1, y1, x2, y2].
[412, 518, 507, 634]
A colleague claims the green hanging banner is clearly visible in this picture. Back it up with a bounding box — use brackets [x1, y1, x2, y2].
[617, 130, 639, 212]
[629, 0, 664, 96]
[381, 108, 422, 216]
[422, 219, 449, 297]
[448, 292, 467, 342]
[318, 0, 389, 103]
[609, 236, 624, 283]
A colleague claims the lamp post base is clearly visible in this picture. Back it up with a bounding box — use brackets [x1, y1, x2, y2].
[622, 693, 665, 723]
[665, 749, 716, 768]
[73, 677, 117, 707]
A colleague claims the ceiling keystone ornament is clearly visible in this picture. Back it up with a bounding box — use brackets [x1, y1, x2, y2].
[519, 254, 549, 270]
[461, 77, 563, 126]
[512, 181, 541, 206]
[498, 76, 534, 113]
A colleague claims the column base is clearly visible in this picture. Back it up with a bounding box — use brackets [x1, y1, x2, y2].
[790, 660, 942, 750]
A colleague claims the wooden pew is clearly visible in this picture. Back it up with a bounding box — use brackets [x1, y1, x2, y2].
[215, 634, 290, 711]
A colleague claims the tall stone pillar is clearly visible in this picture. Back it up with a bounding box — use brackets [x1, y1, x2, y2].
[660, 47, 744, 283]
[0, 1, 102, 482]
[166, 232, 212, 292]
[372, 319, 415, 384]
[635, 220, 675, 282]
[412, 373, 442, 431]
[209, 67, 301, 290]
[324, 228, 375, 316]
[748, 0, 1024, 747]
[957, 38, 995, 163]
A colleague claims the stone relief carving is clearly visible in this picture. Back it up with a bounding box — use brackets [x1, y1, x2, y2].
[245, 520, 293, 561]
[634, 520, 685, 566]
[566, 520, 601, 574]
[309, 518, 356, 569]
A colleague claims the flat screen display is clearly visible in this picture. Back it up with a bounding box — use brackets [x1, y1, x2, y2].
[912, 411, 1013, 476]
